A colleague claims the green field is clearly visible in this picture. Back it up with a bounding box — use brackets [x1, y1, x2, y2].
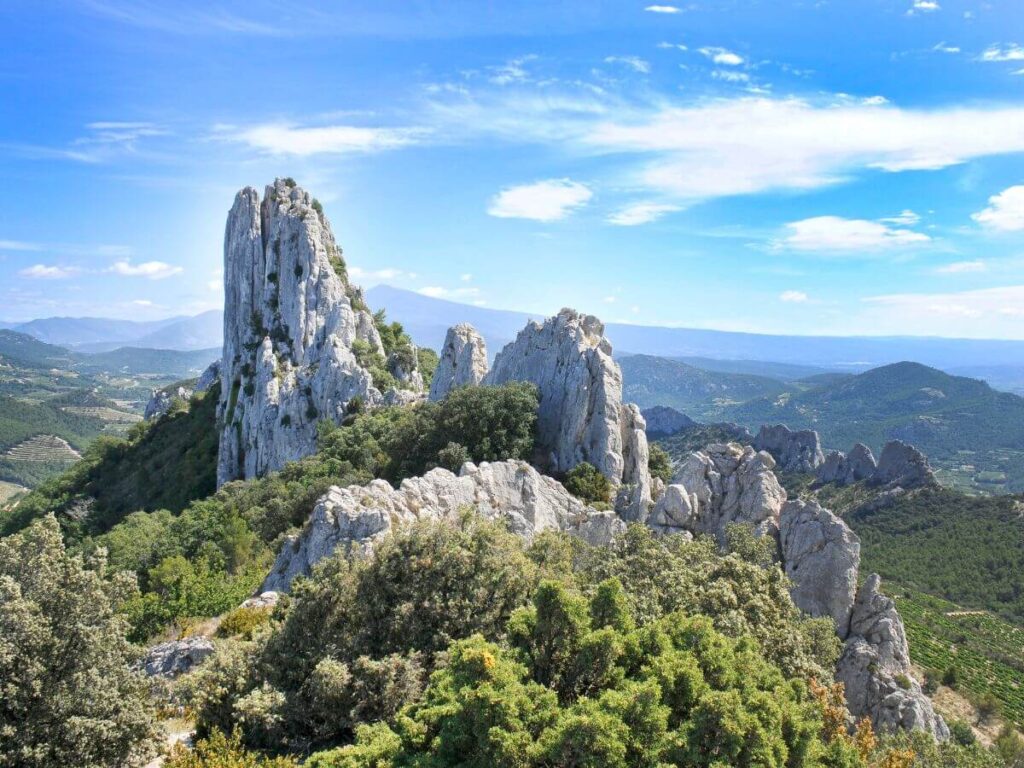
[896, 588, 1024, 729]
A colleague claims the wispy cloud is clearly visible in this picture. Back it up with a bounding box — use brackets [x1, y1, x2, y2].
[935, 260, 986, 274]
[348, 266, 418, 283]
[972, 185, 1024, 231]
[603, 56, 651, 74]
[776, 216, 930, 252]
[908, 0, 940, 14]
[487, 179, 592, 222]
[644, 5, 682, 13]
[418, 285, 481, 299]
[18, 264, 80, 279]
[698, 47, 744, 66]
[80, 0, 287, 36]
[607, 202, 681, 226]
[216, 122, 426, 156]
[979, 44, 1024, 62]
[779, 290, 809, 303]
[108, 260, 183, 279]
[859, 285, 1024, 337]
[488, 55, 537, 85]
[880, 209, 921, 225]
[933, 42, 960, 54]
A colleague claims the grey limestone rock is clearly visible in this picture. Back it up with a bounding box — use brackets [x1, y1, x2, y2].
[837, 575, 949, 739]
[261, 459, 626, 592]
[754, 424, 825, 473]
[641, 405, 696, 437]
[144, 385, 192, 421]
[672, 442, 786, 540]
[779, 498, 860, 637]
[816, 443, 877, 486]
[870, 440, 936, 489]
[143, 636, 215, 678]
[216, 179, 387, 485]
[428, 323, 489, 401]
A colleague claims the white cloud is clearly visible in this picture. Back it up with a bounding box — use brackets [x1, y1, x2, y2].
[712, 70, 750, 83]
[130, 299, 155, 307]
[777, 216, 930, 252]
[487, 178, 593, 222]
[644, 5, 681, 13]
[576, 97, 1024, 200]
[980, 44, 1024, 62]
[698, 47, 744, 66]
[460, 273, 473, 281]
[859, 285, 1024, 337]
[880, 209, 921, 225]
[909, 0, 940, 13]
[603, 296, 617, 303]
[657, 42, 687, 51]
[108, 260, 183, 279]
[348, 266, 416, 283]
[606, 202, 681, 226]
[489, 55, 537, 85]
[18, 264, 79, 279]
[972, 185, 1024, 231]
[604, 56, 651, 74]
[418, 285, 481, 299]
[933, 42, 960, 54]
[861, 95, 888, 106]
[222, 122, 424, 156]
[0, 240, 44, 251]
[935, 260, 987, 274]
[779, 290, 809, 303]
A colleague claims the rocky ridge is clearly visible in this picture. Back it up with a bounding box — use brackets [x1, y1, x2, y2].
[428, 323, 488, 401]
[216, 179, 421, 485]
[641, 405, 696, 437]
[261, 459, 625, 592]
[753, 424, 825, 473]
[143, 360, 221, 421]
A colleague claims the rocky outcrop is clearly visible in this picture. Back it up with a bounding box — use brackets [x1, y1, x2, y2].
[754, 424, 825, 473]
[261, 459, 625, 592]
[641, 405, 696, 437]
[779, 499, 860, 637]
[837, 575, 949, 740]
[196, 360, 221, 393]
[483, 310, 651, 512]
[428, 323, 489, 401]
[666, 443, 786, 540]
[143, 636, 214, 678]
[870, 440, 936, 489]
[816, 443, 877, 486]
[216, 179, 393, 485]
[144, 385, 192, 420]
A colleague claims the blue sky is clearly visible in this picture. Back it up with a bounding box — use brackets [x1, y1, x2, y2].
[1, 0, 1024, 338]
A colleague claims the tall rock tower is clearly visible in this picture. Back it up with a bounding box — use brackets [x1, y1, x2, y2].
[217, 179, 386, 485]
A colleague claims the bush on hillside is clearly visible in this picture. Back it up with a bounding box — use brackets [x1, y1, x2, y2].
[563, 461, 613, 508]
[0, 515, 160, 766]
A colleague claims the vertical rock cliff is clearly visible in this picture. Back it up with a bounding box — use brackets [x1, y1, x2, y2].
[217, 179, 388, 485]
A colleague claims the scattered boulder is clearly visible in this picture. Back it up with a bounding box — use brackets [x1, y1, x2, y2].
[779, 499, 860, 637]
[216, 179, 389, 485]
[837, 575, 949, 740]
[428, 323, 489, 401]
[816, 443, 877, 486]
[641, 405, 696, 437]
[754, 424, 825, 473]
[483, 309, 652, 516]
[142, 636, 215, 678]
[261, 459, 625, 592]
[870, 440, 936, 489]
[240, 591, 280, 610]
[671, 442, 786, 540]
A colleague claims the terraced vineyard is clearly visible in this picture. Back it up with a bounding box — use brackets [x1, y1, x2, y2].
[0, 480, 27, 505]
[896, 588, 1024, 728]
[62, 406, 142, 423]
[3, 434, 82, 462]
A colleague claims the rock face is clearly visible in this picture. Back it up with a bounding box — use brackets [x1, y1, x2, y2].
[837, 575, 949, 740]
[779, 499, 860, 637]
[428, 323, 489, 401]
[261, 459, 626, 592]
[143, 636, 215, 677]
[816, 443, 877, 486]
[666, 443, 786, 540]
[196, 360, 221, 393]
[216, 179, 392, 485]
[483, 310, 652, 505]
[754, 424, 825, 473]
[871, 440, 936, 489]
[641, 405, 696, 437]
[144, 385, 192, 420]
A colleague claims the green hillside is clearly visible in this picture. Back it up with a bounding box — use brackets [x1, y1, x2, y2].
[620, 354, 787, 419]
[724, 362, 1024, 493]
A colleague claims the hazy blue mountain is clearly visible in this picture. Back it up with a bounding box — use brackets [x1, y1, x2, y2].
[71, 346, 219, 377]
[129, 310, 223, 351]
[670, 356, 832, 381]
[367, 285, 1024, 372]
[0, 330, 75, 368]
[11, 315, 186, 347]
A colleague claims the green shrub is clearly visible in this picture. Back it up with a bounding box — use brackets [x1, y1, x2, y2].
[563, 462, 612, 507]
[950, 719, 977, 746]
[218, 606, 273, 640]
[648, 443, 673, 485]
[166, 729, 298, 767]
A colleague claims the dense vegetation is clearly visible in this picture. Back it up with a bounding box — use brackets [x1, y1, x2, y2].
[0, 515, 160, 766]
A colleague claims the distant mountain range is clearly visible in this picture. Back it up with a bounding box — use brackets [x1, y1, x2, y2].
[1, 310, 222, 352]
